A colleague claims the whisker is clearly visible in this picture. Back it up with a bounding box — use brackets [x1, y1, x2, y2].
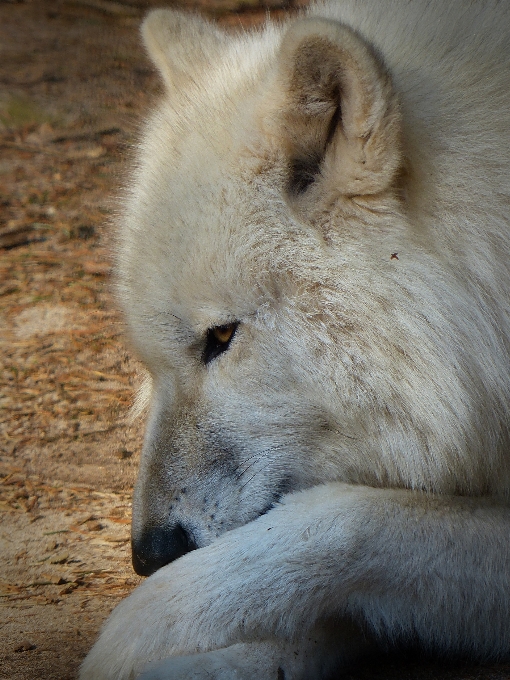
[235, 444, 285, 480]
[235, 457, 259, 481]
[240, 467, 266, 493]
[232, 451, 260, 478]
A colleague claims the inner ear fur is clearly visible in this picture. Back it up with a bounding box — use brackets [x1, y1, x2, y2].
[277, 18, 402, 199]
[141, 9, 226, 92]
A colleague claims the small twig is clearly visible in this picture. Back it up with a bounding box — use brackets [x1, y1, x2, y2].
[0, 224, 41, 249]
[51, 127, 122, 143]
[0, 141, 60, 155]
[69, 0, 141, 16]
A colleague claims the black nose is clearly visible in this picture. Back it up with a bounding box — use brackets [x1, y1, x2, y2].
[131, 524, 198, 576]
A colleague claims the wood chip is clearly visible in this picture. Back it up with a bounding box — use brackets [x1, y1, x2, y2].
[82, 260, 111, 276]
[85, 520, 103, 532]
[0, 224, 39, 249]
[49, 550, 70, 564]
[0, 581, 21, 596]
[14, 639, 37, 653]
[71, 0, 140, 15]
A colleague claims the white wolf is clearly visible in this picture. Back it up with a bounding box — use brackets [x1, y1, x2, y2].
[81, 1, 510, 678]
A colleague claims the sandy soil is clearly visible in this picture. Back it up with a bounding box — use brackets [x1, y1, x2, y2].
[1, 2, 509, 679]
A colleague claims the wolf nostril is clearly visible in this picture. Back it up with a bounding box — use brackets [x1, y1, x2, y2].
[131, 523, 198, 577]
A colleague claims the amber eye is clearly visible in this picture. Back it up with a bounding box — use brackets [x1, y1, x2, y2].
[213, 325, 235, 344]
[202, 323, 238, 365]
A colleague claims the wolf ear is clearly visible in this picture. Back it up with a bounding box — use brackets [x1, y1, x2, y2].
[276, 18, 401, 199]
[141, 10, 226, 92]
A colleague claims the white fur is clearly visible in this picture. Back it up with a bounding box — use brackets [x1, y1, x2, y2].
[81, 2, 510, 678]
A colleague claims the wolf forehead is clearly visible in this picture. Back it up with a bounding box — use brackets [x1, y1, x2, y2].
[118, 157, 324, 351]
[118, 119, 332, 346]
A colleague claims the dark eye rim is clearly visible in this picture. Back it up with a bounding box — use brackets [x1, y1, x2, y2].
[202, 322, 239, 365]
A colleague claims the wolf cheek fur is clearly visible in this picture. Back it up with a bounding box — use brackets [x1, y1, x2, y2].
[81, 2, 510, 679]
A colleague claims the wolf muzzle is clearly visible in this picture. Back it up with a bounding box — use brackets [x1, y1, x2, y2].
[131, 524, 198, 576]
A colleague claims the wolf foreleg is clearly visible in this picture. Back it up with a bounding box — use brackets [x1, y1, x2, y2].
[80, 483, 510, 680]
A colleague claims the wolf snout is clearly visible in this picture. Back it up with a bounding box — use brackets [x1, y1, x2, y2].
[131, 524, 198, 576]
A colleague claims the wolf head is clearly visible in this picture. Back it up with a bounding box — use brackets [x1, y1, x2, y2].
[118, 10, 496, 576]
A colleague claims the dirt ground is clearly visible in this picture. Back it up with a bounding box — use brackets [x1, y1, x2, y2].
[1, 1, 509, 679]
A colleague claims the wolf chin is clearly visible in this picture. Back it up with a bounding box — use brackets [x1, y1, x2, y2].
[81, 1, 510, 678]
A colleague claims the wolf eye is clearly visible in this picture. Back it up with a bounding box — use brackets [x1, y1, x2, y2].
[202, 323, 238, 365]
